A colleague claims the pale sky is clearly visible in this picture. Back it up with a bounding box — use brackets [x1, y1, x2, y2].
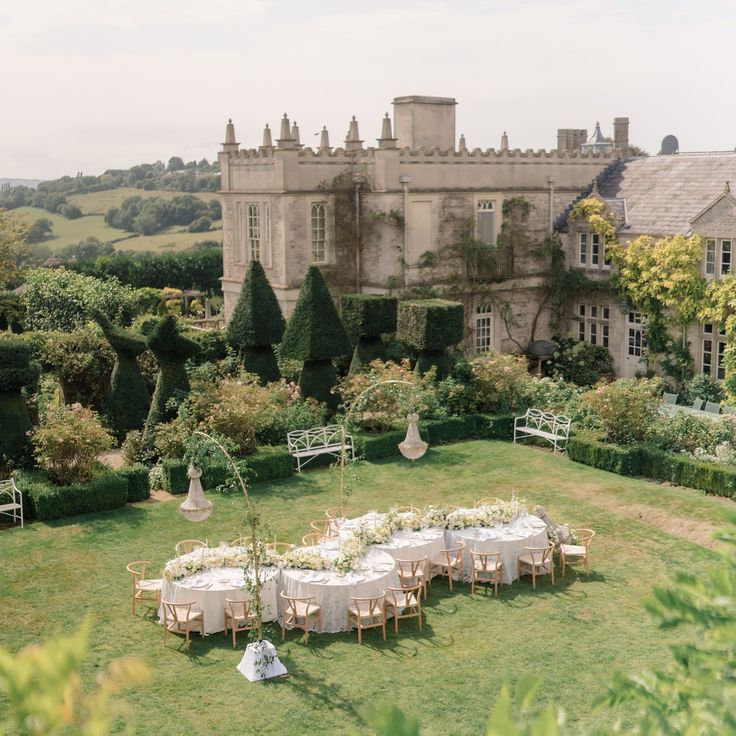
[1, 0, 734, 180]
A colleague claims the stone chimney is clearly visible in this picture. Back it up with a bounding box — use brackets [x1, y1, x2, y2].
[260, 123, 274, 153]
[277, 113, 296, 149]
[291, 121, 302, 148]
[458, 133, 467, 152]
[345, 115, 363, 151]
[392, 95, 456, 150]
[500, 131, 509, 151]
[221, 118, 239, 153]
[377, 113, 397, 149]
[614, 117, 630, 155]
[319, 126, 331, 151]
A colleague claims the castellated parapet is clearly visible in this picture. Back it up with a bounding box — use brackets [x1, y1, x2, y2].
[218, 95, 625, 356]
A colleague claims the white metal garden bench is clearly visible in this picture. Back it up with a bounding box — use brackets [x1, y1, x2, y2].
[0, 477, 24, 528]
[513, 409, 571, 454]
[287, 424, 354, 472]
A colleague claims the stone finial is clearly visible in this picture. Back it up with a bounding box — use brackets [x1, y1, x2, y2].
[500, 130, 509, 151]
[726, 180, 731, 193]
[591, 178, 599, 195]
[291, 121, 301, 147]
[345, 115, 363, 151]
[259, 123, 274, 153]
[277, 113, 296, 149]
[377, 113, 397, 149]
[319, 126, 331, 151]
[458, 133, 467, 152]
[222, 118, 239, 152]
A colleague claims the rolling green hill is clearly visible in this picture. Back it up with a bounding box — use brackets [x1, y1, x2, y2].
[67, 187, 217, 216]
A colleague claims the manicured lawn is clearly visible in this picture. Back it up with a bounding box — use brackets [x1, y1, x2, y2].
[0, 441, 729, 735]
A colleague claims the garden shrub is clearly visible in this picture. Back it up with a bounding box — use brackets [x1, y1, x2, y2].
[521, 377, 600, 428]
[0, 338, 40, 469]
[339, 359, 441, 432]
[639, 448, 736, 498]
[91, 310, 149, 440]
[143, 316, 201, 437]
[279, 266, 351, 409]
[581, 377, 662, 445]
[354, 429, 407, 461]
[396, 299, 464, 379]
[340, 294, 397, 373]
[116, 464, 150, 502]
[566, 432, 645, 476]
[226, 260, 285, 384]
[20, 469, 128, 520]
[679, 374, 725, 406]
[470, 352, 531, 414]
[32, 403, 114, 485]
[423, 415, 480, 445]
[546, 337, 614, 386]
[40, 327, 115, 410]
[648, 413, 729, 455]
[23, 268, 137, 332]
[0, 291, 24, 333]
[186, 329, 229, 365]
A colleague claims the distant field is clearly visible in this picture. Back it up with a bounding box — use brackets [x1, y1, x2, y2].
[67, 188, 218, 215]
[16, 205, 222, 254]
[15, 207, 128, 249]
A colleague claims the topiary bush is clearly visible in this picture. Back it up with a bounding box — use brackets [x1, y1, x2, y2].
[0, 338, 40, 469]
[143, 316, 201, 440]
[396, 299, 464, 379]
[226, 261, 285, 384]
[340, 294, 397, 373]
[0, 291, 24, 333]
[279, 266, 351, 409]
[91, 310, 149, 441]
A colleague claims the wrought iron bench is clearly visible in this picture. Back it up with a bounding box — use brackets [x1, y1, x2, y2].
[513, 409, 571, 454]
[0, 477, 23, 528]
[287, 424, 354, 473]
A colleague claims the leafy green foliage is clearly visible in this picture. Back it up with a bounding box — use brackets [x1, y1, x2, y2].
[116, 463, 150, 502]
[143, 316, 200, 436]
[0, 290, 24, 332]
[341, 294, 397, 340]
[470, 352, 531, 414]
[23, 268, 137, 332]
[0, 209, 28, 288]
[104, 193, 216, 234]
[92, 310, 149, 440]
[679, 374, 725, 406]
[546, 337, 614, 387]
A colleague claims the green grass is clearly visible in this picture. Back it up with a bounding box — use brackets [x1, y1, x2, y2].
[0, 441, 729, 735]
[67, 188, 218, 216]
[116, 226, 222, 253]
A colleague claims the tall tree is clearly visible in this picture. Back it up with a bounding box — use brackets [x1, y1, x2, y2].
[0, 209, 29, 287]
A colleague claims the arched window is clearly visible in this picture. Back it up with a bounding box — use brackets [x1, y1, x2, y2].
[247, 204, 260, 261]
[311, 203, 326, 263]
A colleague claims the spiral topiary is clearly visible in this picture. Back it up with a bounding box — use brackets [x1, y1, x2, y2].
[340, 294, 397, 373]
[91, 309, 150, 441]
[226, 260, 285, 384]
[143, 316, 200, 441]
[0, 338, 40, 467]
[396, 299, 464, 379]
[280, 266, 351, 409]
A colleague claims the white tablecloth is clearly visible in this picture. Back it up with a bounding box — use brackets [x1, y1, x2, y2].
[279, 545, 400, 633]
[160, 566, 279, 635]
[445, 513, 549, 584]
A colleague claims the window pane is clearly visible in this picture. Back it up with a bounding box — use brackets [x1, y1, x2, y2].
[477, 210, 496, 245]
[706, 239, 716, 275]
[247, 203, 260, 261]
[578, 233, 587, 265]
[591, 234, 599, 265]
[721, 240, 731, 275]
[703, 338, 713, 375]
[310, 203, 326, 262]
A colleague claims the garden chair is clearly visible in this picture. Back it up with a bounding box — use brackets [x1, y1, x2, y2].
[429, 543, 466, 591]
[691, 398, 705, 411]
[174, 539, 206, 557]
[266, 541, 295, 555]
[126, 560, 163, 615]
[224, 598, 257, 648]
[475, 497, 504, 507]
[559, 529, 596, 577]
[325, 506, 351, 520]
[385, 585, 423, 637]
[395, 557, 430, 599]
[517, 544, 555, 590]
[230, 536, 253, 548]
[347, 593, 386, 644]
[162, 600, 205, 645]
[301, 532, 324, 547]
[280, 592, 321, 643]
[704, 401, 721, 415]
[310, 518, 331, 536]
[470, 550, 503, 596]
[663, 392, 678, 405]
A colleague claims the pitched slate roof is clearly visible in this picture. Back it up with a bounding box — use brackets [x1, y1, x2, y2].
[597, 152, 736, 236]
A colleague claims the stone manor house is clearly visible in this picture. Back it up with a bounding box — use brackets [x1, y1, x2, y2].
[218, 94, 736, 379]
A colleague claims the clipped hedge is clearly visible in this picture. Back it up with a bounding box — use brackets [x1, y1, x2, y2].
[117, 464, 151, 502]
[341, 294, 397, 373]
[566, 433, 644, 476]
[20, 470, 128, 520]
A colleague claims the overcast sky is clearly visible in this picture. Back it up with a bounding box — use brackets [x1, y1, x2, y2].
[1, 0, 733, 180]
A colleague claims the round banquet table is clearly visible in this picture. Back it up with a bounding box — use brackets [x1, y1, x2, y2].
[445, 513, 549, 585]
[279, 544, 400, 633]
[160, 565, 279, 635]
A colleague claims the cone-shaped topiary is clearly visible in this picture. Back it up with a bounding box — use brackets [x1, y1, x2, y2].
[143, 316, 200, 439]
[341, 294, 397, 373]
[226, 260, 285, 384]
[396, 299, 464, 379]
[0, 338, 40, 467]
[280, 266, 351, 408]
[91, 309, 150, 441]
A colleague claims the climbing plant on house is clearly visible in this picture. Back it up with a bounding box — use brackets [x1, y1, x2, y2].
[701, 275, 736, 400]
